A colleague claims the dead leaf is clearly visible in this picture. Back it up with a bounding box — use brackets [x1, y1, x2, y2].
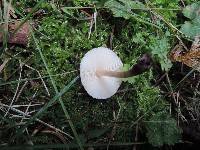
[0, 58, 10, 74]
[0, 20, 31, 45]
[170, 37, 200, 71]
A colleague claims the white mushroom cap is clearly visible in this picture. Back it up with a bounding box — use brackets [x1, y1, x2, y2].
[80, 47, 123, 99]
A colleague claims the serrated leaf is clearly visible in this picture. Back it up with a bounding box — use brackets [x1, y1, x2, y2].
[104, 0, 144, 19]
[145, 112, 182, 147]
[180, 17, 200, 38]
[181, 2, 200, 39]
[104, 0, 161, 28]
[150, 37, 172, 71]
[183, 2, 200, 19]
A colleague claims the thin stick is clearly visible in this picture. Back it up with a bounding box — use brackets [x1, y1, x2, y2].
[20, 102, 32, 123]
[0, 102, 74, 139]
[0, 58, 10, 73]
[4, 61, 22, 117]
[11, 103, 44, 108]
[24, 64, 50, 96]
[15, 81, 28, 102]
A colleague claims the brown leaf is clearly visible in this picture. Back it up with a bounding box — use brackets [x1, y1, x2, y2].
[0, 21, 31, 45]
[170, 37, 200, 70]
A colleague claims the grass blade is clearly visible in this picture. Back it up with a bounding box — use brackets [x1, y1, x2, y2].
[30, 27, 83, 150]
[14, 76, 79, 140]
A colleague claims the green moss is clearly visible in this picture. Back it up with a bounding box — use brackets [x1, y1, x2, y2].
[0, 0, 186, 148]
[35, 1, 173, 145]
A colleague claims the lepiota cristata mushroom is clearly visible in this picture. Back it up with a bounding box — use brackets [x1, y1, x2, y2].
[80, 47, 152, 99]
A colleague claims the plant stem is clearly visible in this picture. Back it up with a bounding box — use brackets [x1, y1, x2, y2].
[96, 53, 152, 78]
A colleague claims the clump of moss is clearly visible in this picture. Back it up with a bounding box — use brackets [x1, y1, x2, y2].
[0, 0, 185, 148]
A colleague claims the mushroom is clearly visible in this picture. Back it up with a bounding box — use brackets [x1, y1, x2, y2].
[80, 47, 152, 99]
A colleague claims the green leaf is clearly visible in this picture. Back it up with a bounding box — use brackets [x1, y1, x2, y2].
[145, 112, 182, 147]
[181, 2, 200, 39]
[104, 0, 144, 19]
[181, 17, 200, 38]
[182, 2, 200, 19]
[104, 0, 161, 29]
[150, 37, 172, 71]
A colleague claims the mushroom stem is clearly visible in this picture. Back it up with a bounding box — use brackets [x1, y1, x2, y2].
[96, 53, 152, 78]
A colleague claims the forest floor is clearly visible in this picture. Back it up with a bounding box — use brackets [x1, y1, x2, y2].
[0, 0, 200, 150]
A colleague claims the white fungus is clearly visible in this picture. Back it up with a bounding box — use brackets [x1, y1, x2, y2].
[80, 47, 123, 99]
